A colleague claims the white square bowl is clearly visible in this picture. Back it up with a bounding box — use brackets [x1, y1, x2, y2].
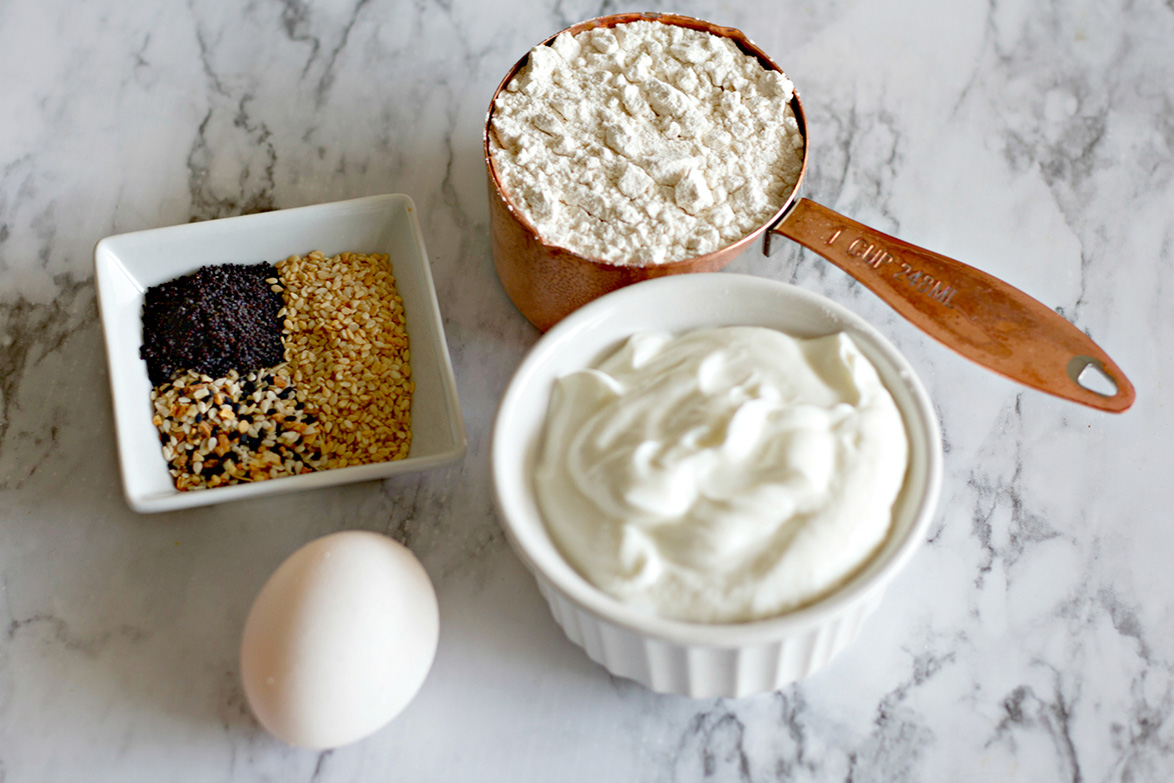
[95, 194, 466, 513]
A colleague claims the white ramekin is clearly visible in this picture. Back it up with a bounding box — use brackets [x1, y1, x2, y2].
[491, 274, 942, 698]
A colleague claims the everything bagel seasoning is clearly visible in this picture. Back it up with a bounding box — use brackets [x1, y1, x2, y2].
[141, 251, 413, 491]
[152, 367, 323, 490]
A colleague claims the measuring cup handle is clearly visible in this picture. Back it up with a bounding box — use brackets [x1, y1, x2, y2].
[769, 198, 1135, 412]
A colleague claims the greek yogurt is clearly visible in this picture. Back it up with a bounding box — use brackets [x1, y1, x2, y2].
[534, 326, 909, 623]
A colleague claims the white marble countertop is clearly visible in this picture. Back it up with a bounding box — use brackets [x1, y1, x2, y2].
[2, 0, 1171, 780]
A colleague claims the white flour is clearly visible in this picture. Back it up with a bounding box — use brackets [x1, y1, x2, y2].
[489, 21, 805, 266]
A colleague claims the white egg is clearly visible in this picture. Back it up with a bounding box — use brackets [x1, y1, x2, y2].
[240, 530, 439, 749]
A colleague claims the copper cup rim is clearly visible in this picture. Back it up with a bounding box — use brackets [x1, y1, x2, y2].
[482, 11, 811, 271]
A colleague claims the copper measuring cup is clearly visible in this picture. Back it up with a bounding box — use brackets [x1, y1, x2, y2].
[483, 12, 1135, 413]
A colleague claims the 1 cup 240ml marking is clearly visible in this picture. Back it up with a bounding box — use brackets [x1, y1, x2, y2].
[826, 229, 958, 308]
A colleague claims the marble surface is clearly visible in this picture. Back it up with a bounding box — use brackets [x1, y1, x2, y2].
[0, 0, 1171, 779]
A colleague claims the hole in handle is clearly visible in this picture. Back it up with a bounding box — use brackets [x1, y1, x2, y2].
[1067, 356, 1118, 398]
